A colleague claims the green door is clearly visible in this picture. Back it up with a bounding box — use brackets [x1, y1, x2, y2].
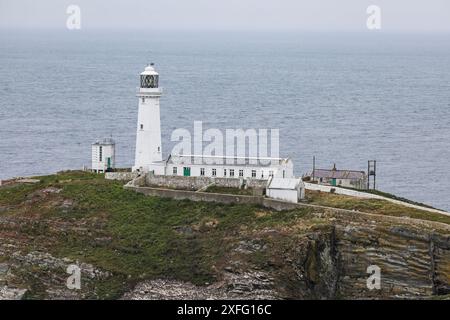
[331, 178, 337, 186]
[107, 157, 111, 169]
[183, 167, 191, 177]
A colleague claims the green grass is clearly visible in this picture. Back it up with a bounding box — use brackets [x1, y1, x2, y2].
[1, 170, 448, 299]
[335, 185, 438, 210]
[0, 171, 313, 299]
[305, 190, 450, 225]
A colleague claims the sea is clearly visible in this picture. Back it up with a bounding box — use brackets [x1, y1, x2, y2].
[1, 30, 449, 210]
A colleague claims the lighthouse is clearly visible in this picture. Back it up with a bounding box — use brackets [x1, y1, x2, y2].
[133, 64, 163, 172]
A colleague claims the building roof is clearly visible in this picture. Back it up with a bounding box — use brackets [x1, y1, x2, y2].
[268, 177, 302, 190]
[167, 154, 291, 168]
[92, 137, 115, 146]
[313, 168, 365, 180]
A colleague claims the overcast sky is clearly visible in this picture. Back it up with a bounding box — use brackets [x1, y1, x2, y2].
[1, 0, 449, 32]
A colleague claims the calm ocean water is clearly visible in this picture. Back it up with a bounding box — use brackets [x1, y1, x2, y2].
[0, 31, 449, 210]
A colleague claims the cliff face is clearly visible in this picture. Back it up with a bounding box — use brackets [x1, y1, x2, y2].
[123, 210, 450, 300]
[304, 212, 450, 298]
[0, 172, 449, 300]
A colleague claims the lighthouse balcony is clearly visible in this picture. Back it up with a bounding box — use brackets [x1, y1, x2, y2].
[137, 87, 163, 97]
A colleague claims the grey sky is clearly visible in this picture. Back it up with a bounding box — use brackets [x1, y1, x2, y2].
[1, 0, 449, 32]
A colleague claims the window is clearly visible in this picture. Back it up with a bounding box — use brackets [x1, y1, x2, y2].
[212, 168, 217, 176]
[251, 170, 256, 178]
[140, 124, 144, 130]
[261, 171, 264, 178]
[230, 169, 235, 177]
[239, 169, 244, 177]
[224, 169, 227, 176]
[173, 167, 177, 175]
[99, 146, 103, 162]
[142, 97, 145, 103]
[157, 146, 160, 152]
[200, 168, 205, 176]
[269, 171, 274, 177]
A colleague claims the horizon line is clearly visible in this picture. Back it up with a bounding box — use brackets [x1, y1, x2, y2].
[1, 27, 450, 34]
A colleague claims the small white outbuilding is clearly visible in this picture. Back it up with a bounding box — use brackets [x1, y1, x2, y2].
[266, 177, 305, 203]
[92, 138, 116, 173]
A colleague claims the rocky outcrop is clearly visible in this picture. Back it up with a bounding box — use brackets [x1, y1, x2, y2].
[0, 286, 27, 300]
[1, 179, 449, 300]
[122, 272, 276, 300]
[0, 250, 111, 300]
[330, 212, 450, 298]
[123, 210, 450, 300]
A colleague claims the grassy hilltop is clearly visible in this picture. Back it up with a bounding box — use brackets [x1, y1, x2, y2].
[0, 171, 449, 299]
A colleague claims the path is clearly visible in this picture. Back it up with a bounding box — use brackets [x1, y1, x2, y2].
[304, 182, 450, 216]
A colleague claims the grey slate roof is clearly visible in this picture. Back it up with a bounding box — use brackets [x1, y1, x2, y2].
[313, 169, 365, 180]
[268, 178, 302, 190]
[92, 137, 115, 146]
[167, 154, 290, 167]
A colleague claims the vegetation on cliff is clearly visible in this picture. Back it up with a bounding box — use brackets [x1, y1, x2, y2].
[0, 171, 448, 299]
[0, 171, 313, 298]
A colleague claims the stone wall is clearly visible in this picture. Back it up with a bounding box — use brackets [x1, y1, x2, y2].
[105, 172, 138, 181]
[125, 183, 311, 212]
[145, 174, 267, 192]
[127, 186, 264, 206]
[262, 198, 302, 211]
[125, 174, 146, 187]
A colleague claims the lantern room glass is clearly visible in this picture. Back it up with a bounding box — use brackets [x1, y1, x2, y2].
[140, 75, 159, 88]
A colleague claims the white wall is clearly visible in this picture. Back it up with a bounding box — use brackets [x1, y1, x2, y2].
[149, 162, 166, 175]
[266, 188, 299, 203]
[165, 158, 294, 180]
[92, 144, 115, 172]
[166, 163, 292, 180]
[134, 91, 163, 172]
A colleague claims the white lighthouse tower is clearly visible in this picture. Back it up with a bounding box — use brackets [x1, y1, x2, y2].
[133, 64, 163, 172]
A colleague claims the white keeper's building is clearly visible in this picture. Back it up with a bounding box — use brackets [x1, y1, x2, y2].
[153, 154, 294, 179]
[92, 138, 116, 173]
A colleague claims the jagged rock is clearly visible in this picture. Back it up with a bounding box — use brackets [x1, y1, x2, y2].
[173, 226, 194, 235]
[235, 240, 267, 254]
[122, 272, 277, 300]
[60, 199, 74, 210]
[11, 251, 110, 279]
[0, 286, 27, 300]
[41, 187, 62, 194]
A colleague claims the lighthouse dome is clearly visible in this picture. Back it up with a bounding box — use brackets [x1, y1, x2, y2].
[141, 64, 159, 76]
